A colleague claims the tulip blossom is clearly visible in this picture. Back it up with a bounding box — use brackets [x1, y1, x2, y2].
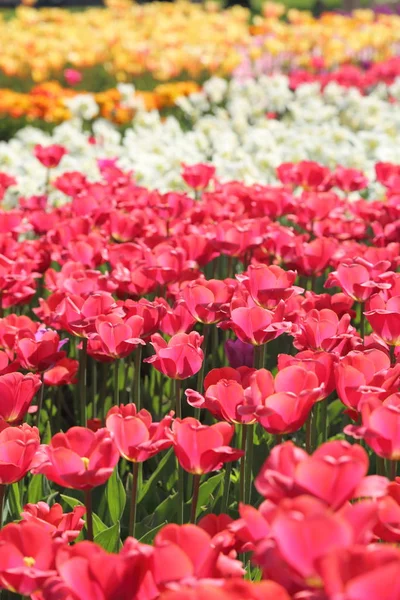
[335, 348, 400, 418]
[0, 424, 40, 484]
[278, 349, 336, 399]
[34, 144, 67, 169]
[32, 426, 119, 490]
[0, 372, 41, 424]
[64, 68, 82, 85]
[87, 313, 145, 361]
[237, 264, 301, 310]
[0, 522, 61, 596]
[255, 440, 368, 509]
[20, 502, 86, 542]
[158, 579, 290, 600]
[293, 308, 359, 354]
[150, 523, 244, 587]
[144, 332, 204, 379]
[325, 258, 392, 302]
[16, 329, 66, 372]
[106, 404, 173, 462]
[43, 357, 79, 386]
[181, 278, 234, 324]
[186, 366, 256, 424]
[365, 295, 400, 346]
[41, 540, 152, 600]
[225, 338, 254, 368]
[346, 394, 400, 460]
[182, 163, 215, 190]
[169, 418, 244, 475]
[222, 301, 292, 347]
[246, 366, 323, 435]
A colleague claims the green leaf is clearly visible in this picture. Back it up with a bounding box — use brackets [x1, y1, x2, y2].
[135, 492, 177, 539]
[8, 482, 22, 518]
[94, 523, 120, 553]
[138, 521, 166, 544]
[138, 448, 174, 504]
[61, 494, 108, 536]
[106, 468, 126, 522]
[195, 473, 224, 519]
[27, 475, 43, 505]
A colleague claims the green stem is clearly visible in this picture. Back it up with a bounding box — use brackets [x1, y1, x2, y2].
[311, 405, 318, 451]
[92, 360, 97, 418]
[133, 346, 143, 409]
[305, 414, 312, 453]
[245, 424, 255, 505]
[254, 344, 266, 369]
[0, 484, 5, 528]
[390, 345, 396, 365]
[239, 424, 247, 505]
[79, 338, 88, 427]
[221, 462, 232, 514]
[318, 399, 328, 445]
[129, 462, 140, 538]
[359, 302, 365, 340]
[84, 489, 93, 541]
[37, 380, 45, 427]
[190, 474, 201, 523]
[390, 459, 398, 481]
[175, 379, 182, 419]
[194, 325, 209, 420]
[114, 359, 120, 407]
[376, 454, 385, 476]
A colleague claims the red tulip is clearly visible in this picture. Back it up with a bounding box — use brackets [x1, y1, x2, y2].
[255, 440, 368, 509]
[346, 394, 400, 459]
[247, 366, 323, 435]
[151, 523, 244, 587]
[21, 502, 86, 542]
[325, 258, 392, 302]
[159, 299, 196, 335]
[42, 540, 152, 600]
[0, 522, 61, 596]
[317, 545, 400, 600]
[365, 295, 400, 346]
[34, 144, 67, 169]
[255, 441, 308, 503]
[256, 496, 353, 588]
[335, 348, 400, 418]
[64, 68, 82, 85]
[293, 440, 369, 510]
[334, 166, 368, 192]
[278, 350, 336, 400]
[169, 418, 244, 474]
[31, 427, 119, 490]
[122, 298, 166, 338]
[16, 329, 66, 372]
[237, 264, 301, 310]
[277, 160, 333, 191]
[0, 372, 41, 424]
[293, 308, 358, 354]
[88, 313, 145, 361]
[106, 404, 173, 462]
[43, 357, 79, 386]
[182, 163, 215, 190]
[0, 424, 40, 484]
[182, 278, 234, 324]
[158, 579, 290, 600]
[144, 332, 204, 379]
[186, 366, 256, 424]
[223, 301, 292, 346]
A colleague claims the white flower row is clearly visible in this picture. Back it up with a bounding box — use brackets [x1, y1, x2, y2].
[1, 74, 400, 205]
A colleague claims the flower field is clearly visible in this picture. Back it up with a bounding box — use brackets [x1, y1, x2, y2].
[0, 2, 400, 599]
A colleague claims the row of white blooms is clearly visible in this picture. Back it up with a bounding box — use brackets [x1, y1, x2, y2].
[1, 74, 400, 205]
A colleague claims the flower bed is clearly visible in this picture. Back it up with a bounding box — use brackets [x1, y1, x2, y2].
[0, 147, 398, 597]
[1, 4, 400, 599]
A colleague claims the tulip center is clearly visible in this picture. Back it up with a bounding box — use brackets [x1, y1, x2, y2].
[23, 556, 36, 568]
[82, 457, 90, 470]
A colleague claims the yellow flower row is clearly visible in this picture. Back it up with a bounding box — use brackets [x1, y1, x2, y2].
[0, 80, 200, 124]
[1, 2, 399, 83]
